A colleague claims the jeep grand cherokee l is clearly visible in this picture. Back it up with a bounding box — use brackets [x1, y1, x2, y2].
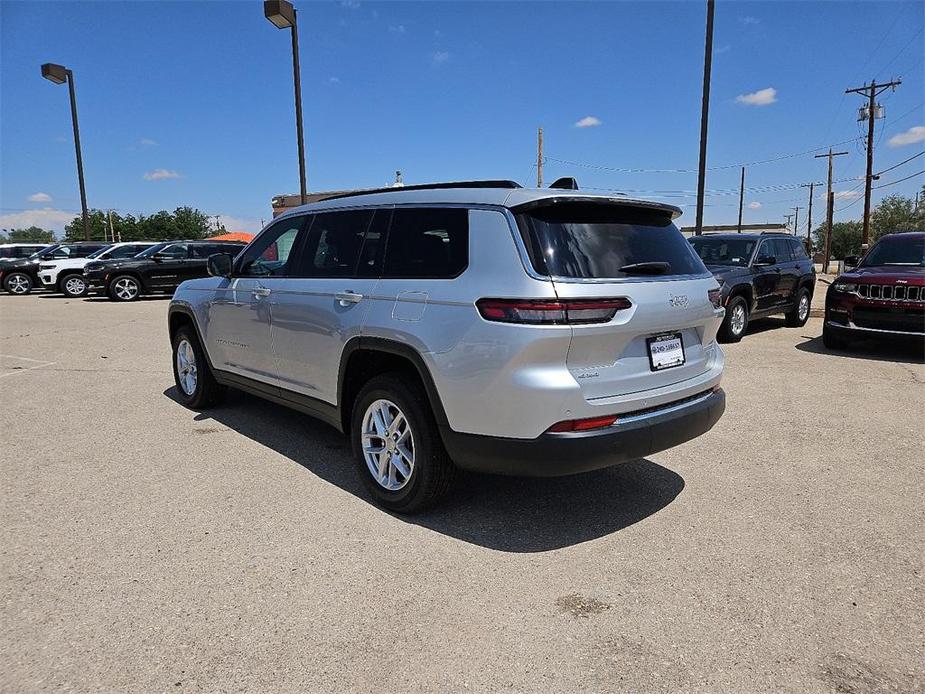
[84, 240, 246, 301]
[689, 233, 815, 342]
[168, 180, 726, 512]
[0, 242, 107, 295]
[824, 231, 925, 348]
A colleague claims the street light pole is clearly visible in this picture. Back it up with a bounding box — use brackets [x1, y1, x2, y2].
[265, 0, 308, 205]
[694, 0, 715, 236]
[42, 63, 90, 241]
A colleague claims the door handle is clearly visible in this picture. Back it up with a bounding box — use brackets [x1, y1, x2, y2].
[335, 290, 363, 305]
[253, 286, 271, 297]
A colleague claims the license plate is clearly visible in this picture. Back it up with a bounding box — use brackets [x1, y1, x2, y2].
[647, 332, 685, 371]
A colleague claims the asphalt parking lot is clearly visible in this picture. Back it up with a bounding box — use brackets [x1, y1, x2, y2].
[1, 292, 923, 694]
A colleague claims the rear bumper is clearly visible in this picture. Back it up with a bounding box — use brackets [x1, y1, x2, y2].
[441, 387, 725, 477]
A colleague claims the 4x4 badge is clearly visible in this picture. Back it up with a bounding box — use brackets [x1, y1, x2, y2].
[669, 294, 689, 308]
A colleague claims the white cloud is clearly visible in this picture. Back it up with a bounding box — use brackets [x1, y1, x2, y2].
[432, 51, 449, 65]
[715, 45, 731, 54]
[575, 116, 602, 128]
[328, 76, 341, 84]
[340, 0, 360, 8]
[740, 16, 760, 25]
[27, 192, 52, 203]
[735, 87, 777, 106]
[215, 214, 263, 234]
[833, 190, 861, 200]
[389, 24, 406, 33]
[0, 208, 76, 233]
[139, 138, 157, 146]
[887, 125, 925, 148]
[748, 201, 761, 210]
[143, 168, 182, 181]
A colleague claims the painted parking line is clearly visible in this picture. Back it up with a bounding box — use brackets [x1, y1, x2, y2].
[0, 354, 57, 379]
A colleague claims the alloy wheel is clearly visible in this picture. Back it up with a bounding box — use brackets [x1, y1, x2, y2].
[361, 399, 415, 491]
[113, 278, 138, 300]
[7, 275, 30, 294]
[64, 276, 86, 296]
[731, 304, 747, 335]
[175, 339, 198, 396]
[798, 294, 810, 322]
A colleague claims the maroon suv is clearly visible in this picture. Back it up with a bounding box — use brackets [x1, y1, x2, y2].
[823, 231, 925, 349]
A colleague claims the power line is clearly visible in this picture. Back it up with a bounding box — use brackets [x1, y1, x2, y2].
[876, 25, 924, 80]
[872, 169, 924, 189]
[876, 150, 925, 176]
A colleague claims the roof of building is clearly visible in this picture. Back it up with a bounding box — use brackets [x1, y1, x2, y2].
[273, 181, 683, 220]
[208, 232, 255, 242]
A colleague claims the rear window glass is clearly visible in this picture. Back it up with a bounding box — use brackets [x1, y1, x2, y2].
[516, 203, 706, 279]
[383, 208, 468, 279]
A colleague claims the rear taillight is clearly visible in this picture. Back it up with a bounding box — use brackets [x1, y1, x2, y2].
[708, 288, 722, 309]
[475, 298, 631, 325]
[547, 414, 618, 433]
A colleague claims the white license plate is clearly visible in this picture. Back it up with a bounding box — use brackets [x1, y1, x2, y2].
[647, 332, 685, 371]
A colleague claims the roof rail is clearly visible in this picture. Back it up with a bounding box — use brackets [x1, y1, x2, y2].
[760, 230, 791, 235]
[318, 179, 522, 203]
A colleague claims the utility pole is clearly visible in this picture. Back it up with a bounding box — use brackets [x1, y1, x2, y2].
[791, 206, 803, 236]
[736, 166, 745, 233]
[814, 148, 849, 273]
[694, 0, 715, 235]
[537, 127, 544, 188]
[784, 213, 794, 232]
[800, 182, 817, 243]
[845, 78, 901, 248]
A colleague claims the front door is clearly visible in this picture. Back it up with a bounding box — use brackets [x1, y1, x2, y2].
[751, 239, 781, 311]
[271, 209, 384, 403]
[205, 217, 305, 386]
[144, 242, 190, 289]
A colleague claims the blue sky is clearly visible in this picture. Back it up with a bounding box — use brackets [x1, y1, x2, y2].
[1, 0, 923, 235]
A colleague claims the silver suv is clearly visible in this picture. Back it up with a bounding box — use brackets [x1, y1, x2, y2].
[168, 181, 726, 512]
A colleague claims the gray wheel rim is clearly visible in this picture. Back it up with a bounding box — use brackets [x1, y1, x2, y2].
[8, 275, 29, 294]
[798, 294, 809, 321]
[113, 278, 138, 300]
[361, 399, 414, 491]
[64, 277, 86, 295]
[176, 339, 198, 396]
[730, 304, 746, 335]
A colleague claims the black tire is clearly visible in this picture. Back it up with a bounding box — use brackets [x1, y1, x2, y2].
[4, 272, 33, 295]
[350, 373, 455, 513]
[719, 295, 749, 343]
[822, 323, 848, 350]
[171, 326, 225, 409]
[108, 274, 141, 302]
[59, 273, 89, 298]
[786, 287, 811, 327]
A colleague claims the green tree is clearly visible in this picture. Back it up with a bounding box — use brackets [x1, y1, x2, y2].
[63, 207, 217, 242]
[2, 226, 54, 243]
[812, 221, 863, 259]
[871, 189, 925, 240]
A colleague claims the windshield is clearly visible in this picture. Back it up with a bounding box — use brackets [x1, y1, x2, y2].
[87, 245, 116, 259]
[689, 237, 756, 267]
[861, 235, 925, 267]
[135, 242, 170, 258]
[516, 204, 706, 278]
[29, 244, 59, 260]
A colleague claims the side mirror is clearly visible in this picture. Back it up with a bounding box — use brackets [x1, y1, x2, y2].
[843, 255, 860, 269]
[754, 255, 776, 266]
[207, 253, 233, 278]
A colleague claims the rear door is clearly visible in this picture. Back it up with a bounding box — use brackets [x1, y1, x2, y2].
[771, 238, 798, 304]
[514, 202, 721, 400]
[271, 209, 384, 403]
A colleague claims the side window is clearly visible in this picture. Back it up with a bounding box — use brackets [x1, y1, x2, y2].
[110, 245, 141, 259]
[789, 238, 808, 260]
[237, 218, 304, 277]
[157, 243, 189, 260]
[773, 239, 793, 262]
[356, 210, 390, 278]
[383, 208, 468, 279]
[294, 210, 373, 278]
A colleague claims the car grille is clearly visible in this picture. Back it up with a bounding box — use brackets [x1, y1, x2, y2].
[853, 306, 925, 333]
[857, 283, 924, 301]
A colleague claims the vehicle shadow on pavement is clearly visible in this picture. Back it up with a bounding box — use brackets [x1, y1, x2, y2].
[795, 335, 925, 364]
[164, 387, 685, 552]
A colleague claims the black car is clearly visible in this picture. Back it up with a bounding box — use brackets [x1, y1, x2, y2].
[0, 242, 108, 295]
[84, 239, 247, 301]
[689, 233, 816, 342]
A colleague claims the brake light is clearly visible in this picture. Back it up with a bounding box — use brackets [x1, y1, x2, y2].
[547, 414, 618, 433]
[476, 298, 631, 325]
[708, 288, 722, 309]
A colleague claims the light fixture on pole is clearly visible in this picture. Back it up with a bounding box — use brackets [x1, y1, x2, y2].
[41, 63, 90, 241]
[264, 0, 308, 205]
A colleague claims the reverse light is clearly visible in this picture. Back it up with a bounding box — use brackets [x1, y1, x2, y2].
[476, 297, 631, 325]
[547, 415, 619, 433]
[708, 288, 722, 309]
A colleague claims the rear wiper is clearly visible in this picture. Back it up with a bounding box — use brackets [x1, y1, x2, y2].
[619, 261, 670, 274]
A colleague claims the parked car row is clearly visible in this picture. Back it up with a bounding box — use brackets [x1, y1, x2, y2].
[0, 239, 246, 299]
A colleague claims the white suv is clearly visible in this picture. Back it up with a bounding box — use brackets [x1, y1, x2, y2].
[38, 242, 155, 297]
[168, 181, 726, 512]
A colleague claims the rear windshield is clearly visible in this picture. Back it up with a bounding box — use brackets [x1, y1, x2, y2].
[516, 203, 707, 279]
